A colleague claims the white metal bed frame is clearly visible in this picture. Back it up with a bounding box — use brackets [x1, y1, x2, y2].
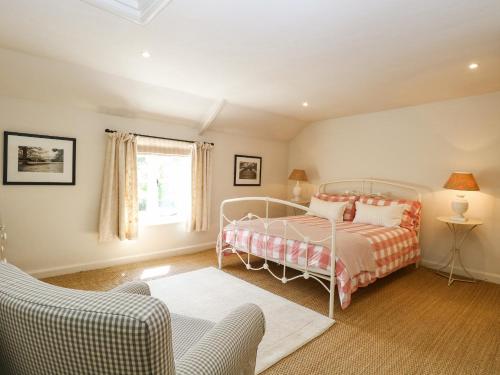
[217, 179, 422, 320]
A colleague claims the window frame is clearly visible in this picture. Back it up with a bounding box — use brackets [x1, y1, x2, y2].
[137, 153, 191, 226]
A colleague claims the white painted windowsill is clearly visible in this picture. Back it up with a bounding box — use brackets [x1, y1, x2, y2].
[139, 216, 187, 227]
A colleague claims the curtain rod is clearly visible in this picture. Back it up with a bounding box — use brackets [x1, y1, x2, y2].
[104, 129, 214, 146]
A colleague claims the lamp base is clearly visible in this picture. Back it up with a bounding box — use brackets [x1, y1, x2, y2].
[450, 194, 469, 222]
[292, 181, 302, 202]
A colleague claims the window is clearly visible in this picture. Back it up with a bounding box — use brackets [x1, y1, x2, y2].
[137, 154, 191, 225]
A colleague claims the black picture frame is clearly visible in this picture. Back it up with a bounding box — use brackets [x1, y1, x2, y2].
[233, 154, 262, 186]
[3, 131, 76, 185]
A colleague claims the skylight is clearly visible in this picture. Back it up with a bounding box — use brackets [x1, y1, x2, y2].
[82, 0, 172, 25]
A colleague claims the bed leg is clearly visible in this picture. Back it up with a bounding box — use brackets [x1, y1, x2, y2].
[217, 237, 223, 270]
[329, 279, 335, 320]
[218, 243, 224, 270]
[329, 219, 336, 321]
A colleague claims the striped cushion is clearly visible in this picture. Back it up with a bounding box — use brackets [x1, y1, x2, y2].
[359, 195, 421, 231]
[314, 193, 360, 221]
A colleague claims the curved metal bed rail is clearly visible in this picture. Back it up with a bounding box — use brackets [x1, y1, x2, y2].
[218, 196, 337, 320]
[319, 178, 422, 203]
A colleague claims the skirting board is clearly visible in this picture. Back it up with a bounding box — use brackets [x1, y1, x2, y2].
[27, 241, 216, 279]
[421, 258, 500, 284]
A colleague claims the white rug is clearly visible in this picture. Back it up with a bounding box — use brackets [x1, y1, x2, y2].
[148, 267, 334, 374]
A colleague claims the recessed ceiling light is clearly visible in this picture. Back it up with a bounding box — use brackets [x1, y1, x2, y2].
[142, 50, 151, 58]
[468, 63, 479, 70]
[302, 101, 309, 107]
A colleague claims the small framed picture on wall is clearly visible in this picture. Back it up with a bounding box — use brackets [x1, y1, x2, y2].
[3, 131, 76, 185]
[234, 154, 262, 186]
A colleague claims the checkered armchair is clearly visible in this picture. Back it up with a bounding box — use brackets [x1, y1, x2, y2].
[0, 262, 265, 375]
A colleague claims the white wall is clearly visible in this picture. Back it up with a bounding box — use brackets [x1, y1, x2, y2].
[3, 90, 499, 283]
[289, 91, 500, 283]
[0, 96, 289, 276]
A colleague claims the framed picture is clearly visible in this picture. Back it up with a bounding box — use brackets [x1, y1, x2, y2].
[234, 154, 262, 186]
[3, 131, 76, 185]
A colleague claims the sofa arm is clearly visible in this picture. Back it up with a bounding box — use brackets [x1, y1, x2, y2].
[108, 281, 151, 296]
[176, 303, 265, 375]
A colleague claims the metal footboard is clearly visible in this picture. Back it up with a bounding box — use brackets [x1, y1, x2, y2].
[216, 197, 337, 320]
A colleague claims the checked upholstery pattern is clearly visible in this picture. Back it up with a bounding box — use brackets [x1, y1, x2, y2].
[175, 304, 265, 375]
[108, 280, 152, 296]
[0, 262, 265, 375]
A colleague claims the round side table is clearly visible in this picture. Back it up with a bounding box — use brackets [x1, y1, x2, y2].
[436, 216, 482, 286]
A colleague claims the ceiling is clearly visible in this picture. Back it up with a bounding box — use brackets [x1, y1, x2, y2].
[0, 0, 499, 140]
[81, 0, 173, 24]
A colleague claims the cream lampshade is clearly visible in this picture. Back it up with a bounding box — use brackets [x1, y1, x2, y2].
[288, 169, 308, 202]
[443, 172, 480, 222]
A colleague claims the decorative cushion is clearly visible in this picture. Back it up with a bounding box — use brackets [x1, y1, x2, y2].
[307, 197, 348, 222]
[314, 193, 360, 221]
[359, 195, 422, 231]
[353, 201, 407, 227]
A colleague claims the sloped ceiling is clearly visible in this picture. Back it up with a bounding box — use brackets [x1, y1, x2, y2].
[0, 48, 209, 127]
[0, 0, 499, 140]
[0, 48, 305, 141]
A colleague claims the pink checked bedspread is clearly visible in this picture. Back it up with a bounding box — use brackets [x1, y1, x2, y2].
[221, 215, 420, 309]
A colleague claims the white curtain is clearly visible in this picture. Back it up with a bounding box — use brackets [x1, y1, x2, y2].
[98, 132, 138, 241]
[137, 136, 192, 155]
[190, 142, 214, 232]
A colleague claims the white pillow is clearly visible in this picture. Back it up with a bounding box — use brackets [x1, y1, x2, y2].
[353, 201, 407, 227]
[306, 197, 347, 222]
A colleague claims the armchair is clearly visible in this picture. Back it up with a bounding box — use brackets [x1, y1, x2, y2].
[0, 262, 265, 375]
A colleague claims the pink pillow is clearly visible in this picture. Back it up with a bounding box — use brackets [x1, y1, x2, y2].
[359, 195, 421, 231]
[314, 193, 359, 221]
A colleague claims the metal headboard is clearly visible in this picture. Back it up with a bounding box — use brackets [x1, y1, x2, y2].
[318, 178, 422, 203]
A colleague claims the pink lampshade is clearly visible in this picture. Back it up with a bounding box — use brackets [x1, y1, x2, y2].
[288, 169, 308, 182]
[443, 172, 480, 191]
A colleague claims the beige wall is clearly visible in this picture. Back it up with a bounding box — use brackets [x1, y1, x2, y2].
[289, 91, 500, 282]
[0, 96, 289, 276]
[3, 90, 499, 283]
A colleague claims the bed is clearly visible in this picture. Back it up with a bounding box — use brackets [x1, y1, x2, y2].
[217, 179, 422, 320]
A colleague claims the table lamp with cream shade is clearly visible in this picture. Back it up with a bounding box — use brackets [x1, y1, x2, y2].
[288, 169, 308, 202]
[443, 172, 480, 222]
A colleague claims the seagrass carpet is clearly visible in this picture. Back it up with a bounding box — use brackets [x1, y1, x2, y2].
[44, 250, 500, 375]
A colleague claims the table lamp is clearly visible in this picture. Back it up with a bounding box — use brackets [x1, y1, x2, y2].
[443, 172, 480, 222]
[288, 169, 308, 202]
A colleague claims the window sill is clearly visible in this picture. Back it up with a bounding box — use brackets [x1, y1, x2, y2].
[139, 217, 187, 227]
